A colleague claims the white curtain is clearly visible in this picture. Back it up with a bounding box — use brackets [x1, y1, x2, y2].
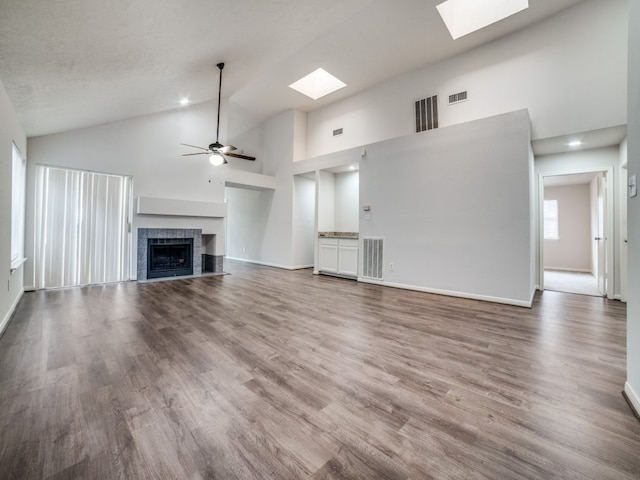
[35, 165, 132, 289]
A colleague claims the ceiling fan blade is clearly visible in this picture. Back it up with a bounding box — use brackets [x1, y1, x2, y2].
[218, 144, 237, 154]
[180, 143, 210, 151]
[225, 152, 256, 161]
[182, 152, 209, 156]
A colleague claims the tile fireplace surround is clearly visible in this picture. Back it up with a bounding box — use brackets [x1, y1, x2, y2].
[137, 228, 203, 281]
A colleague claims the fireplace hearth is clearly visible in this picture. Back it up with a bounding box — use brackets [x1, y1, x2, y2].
[147, 238, 193, 279]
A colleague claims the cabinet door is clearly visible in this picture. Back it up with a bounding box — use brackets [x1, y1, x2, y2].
[319, 240, 339, 273]
[337, 241, 358, 277]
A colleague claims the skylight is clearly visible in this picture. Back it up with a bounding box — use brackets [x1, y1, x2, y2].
[436, 0, 529, 40]
[289, 68, 346, 100]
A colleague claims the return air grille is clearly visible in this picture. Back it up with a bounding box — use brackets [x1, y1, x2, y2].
[448, 91, 468, 105]
[415, 95, 439, 132]
[362, 237, 384, 280]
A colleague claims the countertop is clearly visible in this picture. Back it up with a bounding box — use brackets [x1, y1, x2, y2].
[318, 232, 359, 239]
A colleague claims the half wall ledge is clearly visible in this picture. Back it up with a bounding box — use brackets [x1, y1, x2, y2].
[136, 196, 227, 218]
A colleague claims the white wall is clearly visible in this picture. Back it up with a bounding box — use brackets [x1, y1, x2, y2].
[291, 175, 315, 268]
[316, 170, 335, 232]
[257, 110, 296, 268]
[305, 0, 627, 159]
[225, 187, 269, 261]
[226, 109, 309, 270]
[0, 79, 27, 334]
[25, 101, 228, 283]
[359, 109, 533, 306]
[334, 171, 359, 232]
[625, 0, 640, 415]
[544, 184, 591, 272]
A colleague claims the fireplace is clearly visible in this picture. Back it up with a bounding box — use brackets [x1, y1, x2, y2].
[137, 228, 222, 281]
[147, 238, 193, 279]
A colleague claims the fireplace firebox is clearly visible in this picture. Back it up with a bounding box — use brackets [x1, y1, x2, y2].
[147, 238, 193, 279]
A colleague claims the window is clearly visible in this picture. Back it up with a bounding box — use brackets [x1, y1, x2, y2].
[11, 143, 26, 267]
[544, 199, 559, 240]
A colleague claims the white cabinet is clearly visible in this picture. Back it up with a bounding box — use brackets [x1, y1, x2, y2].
[318, 239, 339, 273]
[337, 239, 358, 277]
[319, 238, 358, 278]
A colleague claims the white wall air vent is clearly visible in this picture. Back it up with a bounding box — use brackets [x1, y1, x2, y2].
[415, 95, 438, 133]
[333, 128, 343, 136]
[448, 91, 468, 105]
[362, 237, 384, 280]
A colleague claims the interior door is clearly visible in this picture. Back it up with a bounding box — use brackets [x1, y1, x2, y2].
[596, 174, 607, 295]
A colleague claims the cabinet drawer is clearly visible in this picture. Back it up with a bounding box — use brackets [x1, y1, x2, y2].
[338, 239, 358, 247]
[318, 238, 339, 246]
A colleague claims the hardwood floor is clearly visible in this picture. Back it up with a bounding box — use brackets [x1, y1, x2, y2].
[0, 260, 638, 479]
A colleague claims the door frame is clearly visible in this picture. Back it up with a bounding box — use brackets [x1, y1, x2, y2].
[538, 166, 614, 298]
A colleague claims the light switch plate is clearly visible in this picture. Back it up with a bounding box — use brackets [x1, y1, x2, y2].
[630, 175, 637, 198]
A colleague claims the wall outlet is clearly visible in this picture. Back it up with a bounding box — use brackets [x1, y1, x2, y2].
[243, 247, 246, 253]
[389, 262, 394, 271]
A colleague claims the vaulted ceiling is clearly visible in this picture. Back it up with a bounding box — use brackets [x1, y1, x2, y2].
[1, 0, 588, 138]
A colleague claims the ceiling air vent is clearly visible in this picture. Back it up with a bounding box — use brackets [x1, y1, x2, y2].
[333, 128, 343, 136]
[448, 91, 468, 105]
[415, 95, 438, 132]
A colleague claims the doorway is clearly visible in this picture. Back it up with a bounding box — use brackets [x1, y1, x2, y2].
[540, 169, 613, 297]
[34, 165, 133, 289]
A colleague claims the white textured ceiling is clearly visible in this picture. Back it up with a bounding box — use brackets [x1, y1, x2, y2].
[0, 0, 587, 138]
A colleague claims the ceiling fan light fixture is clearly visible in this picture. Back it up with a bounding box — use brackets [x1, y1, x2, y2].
[181, 62, 255, 164]
[209, 153, 226, 166]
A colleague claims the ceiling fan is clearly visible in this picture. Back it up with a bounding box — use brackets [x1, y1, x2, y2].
[181, 62, 256, 166]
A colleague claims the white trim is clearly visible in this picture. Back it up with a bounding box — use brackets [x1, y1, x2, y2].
[225, 257, 313, 270]
[538, 167, 615, 298]
[0, 289, 24, 337]
[24, 285, 36, 292]
[10, 257, 27, 271]
[357, 278, 533, 308]
[623, 382, 640, 418]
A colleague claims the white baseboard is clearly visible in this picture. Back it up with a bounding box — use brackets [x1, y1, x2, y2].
[529, 288, 537, 306]
[24, 285, 36, 292]
[623, 382, 640, 419]
[0, 289, 24, 337]
[357, 278, 532, 308]
[225, 257, 313, 271]
[544, 267, 592, 273]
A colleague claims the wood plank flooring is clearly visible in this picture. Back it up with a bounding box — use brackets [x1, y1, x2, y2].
[0, 260, 638, 479]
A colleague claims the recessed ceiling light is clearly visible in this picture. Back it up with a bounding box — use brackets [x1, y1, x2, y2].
[289, 68, 346, 100]
[437, 0, 529, 40]
[179, 98, 190, 106]
[568, 140, 583, 147]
